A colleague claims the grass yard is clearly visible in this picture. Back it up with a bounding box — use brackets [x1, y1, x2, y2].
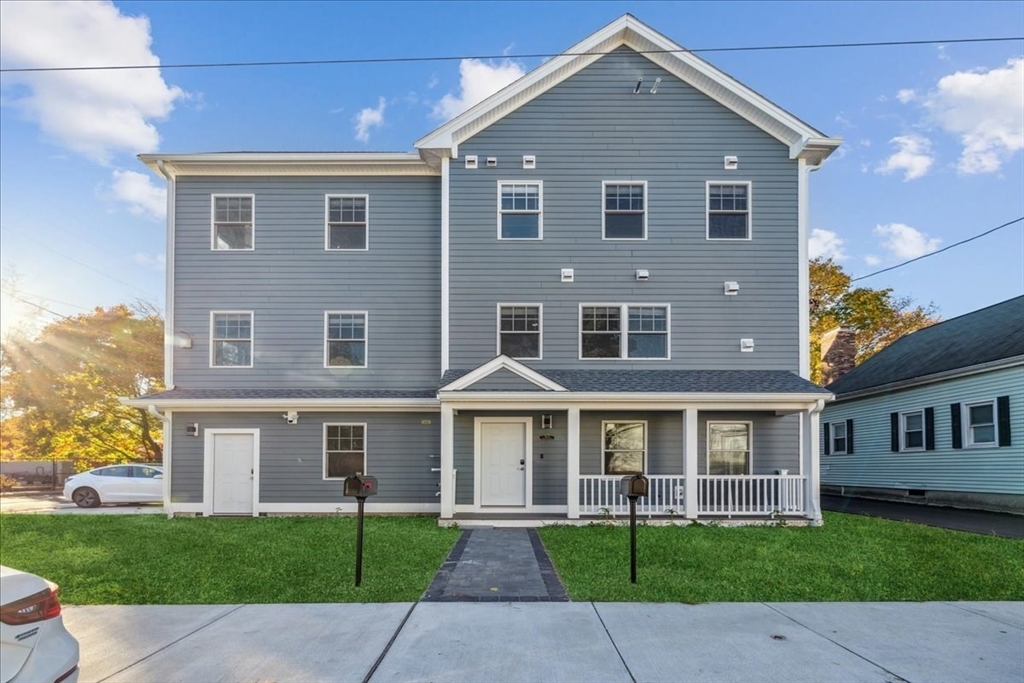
[538, 512, 1024, 602]
[0, 515, 458, 604]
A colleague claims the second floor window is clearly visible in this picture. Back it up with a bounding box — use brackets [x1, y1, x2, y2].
[498, 182, 542, 239]
[498, 305, 541, 359]
[211, 312, 253, 367]
[326, 196, 368, 250]
[212, 196, 254, 250]
[603, 182, 646, 239]
[580, 305, 669, 359]
[325, 312, 367, 367]
[707, 182, 751, 240]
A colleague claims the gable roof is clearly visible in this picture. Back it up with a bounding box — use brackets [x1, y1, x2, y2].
[416, 14, 841, 164]
[439, 356, 568, 392]
[826, 296, 1024, 397]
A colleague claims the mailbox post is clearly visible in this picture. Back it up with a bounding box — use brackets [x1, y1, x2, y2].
[343, 474, 378, 587]
[620, 474, 649, 584]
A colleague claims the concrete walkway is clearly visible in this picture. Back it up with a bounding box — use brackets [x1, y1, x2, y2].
[823, 495, 1024, 539]
[62, 601, 1023, 683]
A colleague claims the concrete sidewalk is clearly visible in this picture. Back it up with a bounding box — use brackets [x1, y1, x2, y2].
[62, 601, 1023, 683]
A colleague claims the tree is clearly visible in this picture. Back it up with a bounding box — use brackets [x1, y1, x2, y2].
[1, 303, 164, 470]
[810, 258, 940, 384]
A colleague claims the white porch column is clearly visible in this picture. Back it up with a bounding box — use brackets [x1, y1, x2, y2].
[440, 404, 455, 519]
[802, 404, 823, 523]
[683, 408, 698, 519]
[567, 407, 581, 519]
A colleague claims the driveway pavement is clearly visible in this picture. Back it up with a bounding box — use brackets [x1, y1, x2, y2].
[0, 492, 163, 515]
[62, 601, 1023, 683]
[823, 494, 1024, 539]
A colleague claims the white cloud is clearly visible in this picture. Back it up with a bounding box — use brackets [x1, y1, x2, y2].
[937, 44, 950, 62]
[0, 1, 185, 163]
[133, 252, 165, 270]
[111, 169, 165, 219]
[426, 74, 439, 90]
[859, 138, 872, 147]
[353, 97, 386, 143]
[432, 58, 526, 121]
[864, 254, 882, 266]
[924, 57, 1024, 174]
[809, 228, 847, 261]
[876, 135, 935, 181]
[896, 89, 916, 104]
[875, 223, 942, 260]
[834, 113, 854, 129]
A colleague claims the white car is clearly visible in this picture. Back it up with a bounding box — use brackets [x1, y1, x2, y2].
[0, 566, 79, 683]
[62, 465, 163, 508]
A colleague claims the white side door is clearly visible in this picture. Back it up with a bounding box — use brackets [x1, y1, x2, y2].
[480, 421, 527, 507]
[211, 433, 255, 515]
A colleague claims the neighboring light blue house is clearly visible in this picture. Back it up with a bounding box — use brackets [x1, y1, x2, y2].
[125, 15, 842, 524]
[820, 296, 1024, 513]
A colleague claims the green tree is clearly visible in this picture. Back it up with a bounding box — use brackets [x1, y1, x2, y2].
[810, 258, 940, 384]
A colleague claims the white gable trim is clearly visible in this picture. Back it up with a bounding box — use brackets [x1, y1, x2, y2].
[440, 356, 568, 392]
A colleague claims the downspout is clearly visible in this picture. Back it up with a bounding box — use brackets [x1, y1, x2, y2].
[155, 159, 175, 390]
[147, 404, 173, 518]
[807, 398, 826, 523]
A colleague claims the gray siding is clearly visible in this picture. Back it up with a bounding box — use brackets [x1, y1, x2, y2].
[449, 47, 799, 372]
[463, 368, 550, 391]
[172, 176, 440, 389]
[170, 411, 440, 504]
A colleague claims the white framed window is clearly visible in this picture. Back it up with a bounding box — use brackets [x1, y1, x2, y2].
[602, 421, 646, 475]
[323, 423, 366, 480]
[325, 195, 369, 250]
[497, 181, 543, 239]
[830, 421, 848, 455]
[497, 304, 542, 360]
[579, 304, 670, 360]
[211, 195, 255, 250]
[707, 422, 752, 475]
[602, 181, 647, 240]
[324, 311, 367, 368]
[964, 400, 997, 447]
[900, 410, 925, 451]
[706, 181, 751, 240]
[210, 312, 253, 367]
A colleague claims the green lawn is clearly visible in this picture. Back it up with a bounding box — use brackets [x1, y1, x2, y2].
[0, 515, 458, 604]
[538, 512, 1024, 602]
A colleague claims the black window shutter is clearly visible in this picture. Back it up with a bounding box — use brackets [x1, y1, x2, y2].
[950, 403, 962, 449]
[925, 407, 935, 450]
[890, 412, 900, 452]
[846, 418, 854, 454]
[997, 395, 1011, 447]
[823, 422, 831, 455]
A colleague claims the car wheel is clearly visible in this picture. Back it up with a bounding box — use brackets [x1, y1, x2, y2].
[72, 487, 101, 508]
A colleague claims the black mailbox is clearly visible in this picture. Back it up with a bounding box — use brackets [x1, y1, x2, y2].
[344, 475, 378, 498]
[620, 474, 649, 498]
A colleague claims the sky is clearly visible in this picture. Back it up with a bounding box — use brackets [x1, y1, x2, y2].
[1, 0, 1022, 337]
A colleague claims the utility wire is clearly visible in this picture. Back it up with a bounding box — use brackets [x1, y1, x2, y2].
[0, 288, 91, 311]
[2, 36, 1021, 73]
[1, 290, 72, 320]
[852, 217, 1024, 282]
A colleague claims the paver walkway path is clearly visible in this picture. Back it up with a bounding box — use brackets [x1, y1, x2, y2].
[422, 528, 568, 601]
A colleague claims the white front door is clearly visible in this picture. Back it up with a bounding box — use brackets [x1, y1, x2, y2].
[212, 433, 254, 515]
[480, 421, 527, 507]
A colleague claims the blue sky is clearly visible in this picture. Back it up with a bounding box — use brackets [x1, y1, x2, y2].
[1, 1, 1022, 335]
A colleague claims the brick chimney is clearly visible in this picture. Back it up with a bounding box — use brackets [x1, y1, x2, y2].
[820, 326, 857, 385]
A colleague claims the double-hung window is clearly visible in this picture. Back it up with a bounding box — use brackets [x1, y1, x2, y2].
[901, 410, 925, 451]
[324, 424, 366, 479]
[707, 182, 751, 240]
[325, 312, 367, 367]
[830, 421, 848, 455]
[964, 400, 997, 447]
[580, 305, 669, 359]
[212, 195, 254, 250]
[603, 182, 646, 239]
[498, 182, 542, 239]
[211, 312, 253, 367]
[708, 422, 752, 475]
[326, 195, 368, 250]
[603, 421, 646, 475]
[498, 305, 542, 359]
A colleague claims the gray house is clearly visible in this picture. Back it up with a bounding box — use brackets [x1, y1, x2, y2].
[127, 15, 840, 524]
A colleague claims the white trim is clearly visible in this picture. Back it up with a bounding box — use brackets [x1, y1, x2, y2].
[578, 303, 671, 361]
[496, 180, 544, 240]
[601, 180, 648, 241]
[438, 394, 828, 408]
[441, 156, 450, 373]
[324, 194, 370, 251]
[155, 160, 175, 388]
[122, 397, 439, 411]
[706, 421, 754, 475]
[829, 420, 848, 455]
[440, 404, 454, 518]
[963, 398, 999, 448]
[496, 303, 543, 360]
[797, 159, 810, 378]
[209, 311, 254, 369]
[322, 422, 368, 480]
[454, 504, 567, 515]
[323, 310, 369, 369]
[683, 408, 698, 518]
[600, 419, 648, 475]
[168, 502, 205, 515]
[258, 502, 440, 514]
[440, 355, 568, 392]
[203, 428, 259, 517]
[141, 153, 436, 178]
[899, 410, 926, 452]
[705, 181, 752, 241]
[473, 416, 533, 509]
[210, 194, 256, 251]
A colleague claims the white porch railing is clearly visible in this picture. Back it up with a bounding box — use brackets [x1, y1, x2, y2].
[697, 475, 805, 516]
[579, 475, 686, 517]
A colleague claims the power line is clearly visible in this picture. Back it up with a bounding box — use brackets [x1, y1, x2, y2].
[1, 291, 71, 320]
[2, 36, 1021, 74]
[0, 288, 90, 311]
[852, 217, 1024, 282]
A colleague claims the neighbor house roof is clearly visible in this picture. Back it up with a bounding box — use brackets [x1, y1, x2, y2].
[826, 295, 1024, 397]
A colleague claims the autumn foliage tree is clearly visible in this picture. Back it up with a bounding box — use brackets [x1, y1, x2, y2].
[1, 303, 164, 470]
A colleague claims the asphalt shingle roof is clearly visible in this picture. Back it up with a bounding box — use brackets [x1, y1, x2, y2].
[826, 295, 1024, 396]
[137, 388, 437, 401]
